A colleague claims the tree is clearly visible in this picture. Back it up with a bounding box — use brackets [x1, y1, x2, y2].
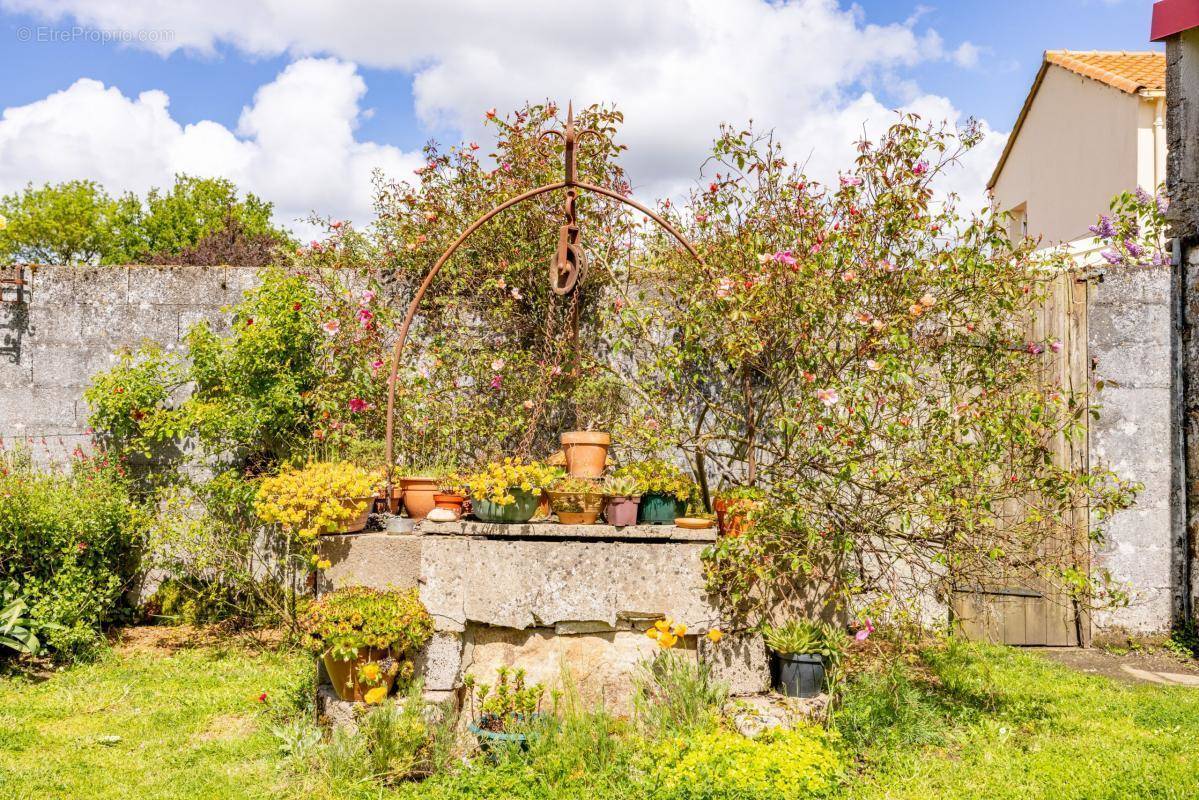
[0, 180, 137, 264]
[0, 175, 291, 265]
[612, 117, 1137, 622]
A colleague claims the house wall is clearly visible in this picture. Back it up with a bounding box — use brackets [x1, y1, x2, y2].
[0, 264, 259, 456]
[991, 66, 1148, 245]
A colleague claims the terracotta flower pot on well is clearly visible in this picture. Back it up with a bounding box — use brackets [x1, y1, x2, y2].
[560, 431, 611, 478]
[433, 493, 466, 519]
[323, 646, 400, 702]
[546, 489, 606, 525]
[399, 477, 439, 520]
[336, 496, 373, 534]
[377, 485, 404, 514]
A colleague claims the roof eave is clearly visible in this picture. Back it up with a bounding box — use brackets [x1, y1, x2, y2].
[987, 59, 1050, 191]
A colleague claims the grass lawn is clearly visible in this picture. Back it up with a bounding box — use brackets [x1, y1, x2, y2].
[1, 631, 1197, 799]
[0, 630, 311, 800]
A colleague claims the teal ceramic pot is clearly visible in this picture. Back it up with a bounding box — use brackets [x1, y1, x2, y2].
[638, 492, 686, 524]
[472, 489, 540, 523]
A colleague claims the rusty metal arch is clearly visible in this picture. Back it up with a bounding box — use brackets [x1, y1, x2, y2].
[383, 107, 704, 476]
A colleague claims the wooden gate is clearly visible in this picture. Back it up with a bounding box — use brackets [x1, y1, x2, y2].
[951, 270, 1091, 646]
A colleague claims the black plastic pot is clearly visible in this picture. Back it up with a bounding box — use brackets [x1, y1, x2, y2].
[771, 651, 825, 698]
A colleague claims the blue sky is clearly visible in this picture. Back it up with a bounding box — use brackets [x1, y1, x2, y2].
[0, 0, 1163, 229]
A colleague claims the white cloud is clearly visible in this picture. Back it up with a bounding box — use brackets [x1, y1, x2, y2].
[0, 58, 421, 235]
[952, 42, 983, 69]
[0, 0, 1007, 224]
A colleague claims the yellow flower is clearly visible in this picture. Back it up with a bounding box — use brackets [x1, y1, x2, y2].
[359, 662, 381, 682]
[654, 619, 672, 633]
[707, 628, 724, 644]
[646, 628, 661, 640]
[673, 623, 687, 637]
[316, 559, 332, 570]
[363, 686, 388, 705]
[658, 633, 679, 649]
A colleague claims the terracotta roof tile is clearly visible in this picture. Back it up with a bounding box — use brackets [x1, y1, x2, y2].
[1044, 50, 1165, 94]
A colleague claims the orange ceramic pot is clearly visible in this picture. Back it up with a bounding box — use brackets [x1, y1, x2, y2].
[400, 477, 439, 520]
[561, 431, 611, 478]
[433, 493, 466, 517]
[323, 646, 398, 702]
[335, 496, 373, 534]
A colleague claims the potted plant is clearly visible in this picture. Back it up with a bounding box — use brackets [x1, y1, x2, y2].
[560, 431, 611, 478]
[614, 459, 695, 524]
[396, 465, 453, 520]
[761, 620, 849, 698]
[299, 587, 434, 703]
[463, 666, 545, 750]
[255, 461, 382, 539]
[433, 471, 468, 519]
[712, 486, 766, 537]
[546, 476, 606, 524]
[464, 459, 557, 524]
[602, 474, 641, 526]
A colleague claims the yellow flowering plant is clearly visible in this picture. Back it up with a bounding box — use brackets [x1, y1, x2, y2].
[646, 617, 689, 649]
[254, 461, 381, 541]
[463, 458, 560, 506]
[298, 586, 433, 662]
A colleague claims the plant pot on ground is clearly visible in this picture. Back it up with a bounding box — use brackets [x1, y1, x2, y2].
[463, 666, 545, 750]
[546, 476, 606, 524]
[464, 459, 558, 524]
[614, 459, 695, 525]
[560, 431, 611, 478]
[299, 586, 434, 703]
[601, 475, 641, 526]
[712, 486, 766, 537]
[762, 620, 848, 699]
[376, 484, 404, 514]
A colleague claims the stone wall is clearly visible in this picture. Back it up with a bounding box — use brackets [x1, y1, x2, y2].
[0, 264, 259, 455]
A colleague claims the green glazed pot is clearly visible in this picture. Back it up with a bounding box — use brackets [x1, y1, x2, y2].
[472, 489, 540, 523]
[638, 492, 686, 524]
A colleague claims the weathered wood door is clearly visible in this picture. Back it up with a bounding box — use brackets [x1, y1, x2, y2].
[951, 271, 1091, 646]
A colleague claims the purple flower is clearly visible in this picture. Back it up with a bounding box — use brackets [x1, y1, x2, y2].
[489, 374, 503, 390]
[1157, 193, 1170, 216]
[1088, 215, 1116, 239]
[1135, 186, 1153, 205]
[1125, 240, 1146, 259]
[1100, 248, 1124, 266]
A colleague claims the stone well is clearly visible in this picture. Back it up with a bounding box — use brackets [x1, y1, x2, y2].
[317, 519, 769, 709]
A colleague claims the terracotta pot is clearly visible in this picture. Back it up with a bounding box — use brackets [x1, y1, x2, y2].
[377, 485, 404, 514]
[713, 497, 757, 537]
[560, 431, 611, 478]
[433, 493, 466, 518]
[334, 496, 373, 534]
[323, 646, 398, 702]
[399, 477, 439, 520]
[604, 495, 640, 527]
[547, 489, 605, 525]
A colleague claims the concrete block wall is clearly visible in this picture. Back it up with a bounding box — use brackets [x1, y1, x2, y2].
[0, 265, 257, 456]
[1089, 263, 1184, 633]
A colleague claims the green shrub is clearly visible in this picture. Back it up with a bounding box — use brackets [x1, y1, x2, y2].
[647, 726, 843, 799]
[633, 650, 728, 737]
[0, 450, 145, 660]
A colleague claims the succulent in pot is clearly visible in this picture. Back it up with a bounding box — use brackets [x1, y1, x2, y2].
[546, 475, 606, 525]
[464, 459, 558, 524]
[254, 461, 381, 540]
[613, 459, 695, 524]
[560, 431, 612, 478]
[299, 587, 434, 703]
[463, 666, 545, 749]
[761, 619, 849, 698]
[602, 474, 641, 526]
[712, 485, 766, 537]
